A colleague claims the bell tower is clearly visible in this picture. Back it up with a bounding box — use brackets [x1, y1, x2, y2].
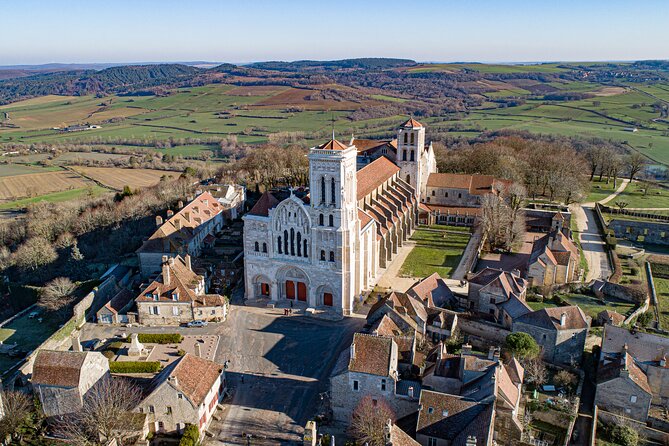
[396, 117, 426, 201]
[308, 139, 358, 315]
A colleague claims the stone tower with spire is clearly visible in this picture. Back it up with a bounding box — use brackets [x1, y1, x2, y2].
[396, 117, 429, 200]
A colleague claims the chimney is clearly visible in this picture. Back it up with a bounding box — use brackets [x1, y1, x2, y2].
[155, 215, 164, 227]
[350, 343, 356, 360]
[493, 347, 501, 362]
[162, 256, 171, 284]
[488, 346, 496, 360]
[71, 333, 82, 352]
[560, 312, 567, 327]
[466, 436, 477, 446]
[408, 386, 414, 399]
[166, 209, 174, 218]
[168, 375, 179, 387]
[660, 356, 667, 367]
[195, 342, 202, 358]
[461, 344, 472, 356]
[185, 254, 192, 271]
[178, 200, 184, 209]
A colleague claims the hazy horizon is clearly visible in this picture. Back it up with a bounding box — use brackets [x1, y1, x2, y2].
[3, 0, 668, 66]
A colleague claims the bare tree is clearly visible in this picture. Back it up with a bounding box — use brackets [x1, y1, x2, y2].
[12, 236, 57, 271]
[0, 389, 33, 439]
[523, 357, 548, 388]
[626, 152, 645, 181]
[615, 200, 629, 211]
[38, 276, 77, 314]
[350, 395, 395, 446]
[55, 376, 142, 446]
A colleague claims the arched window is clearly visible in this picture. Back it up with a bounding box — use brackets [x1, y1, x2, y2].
[403, 132, 408, 144]
[410, 132, 415, 144]
[431, 190, 435, 196]
[331, 178, 336, 205]
[254, 242, 259, 252]
[329, 215, 334, 227]
[290, 228, 295, 256]
[329, 251, 335, 262]
[303, 240, 308, 257]
[284, 230, 288, 254]
[458, 193, 462, 199]
[262, 242, 267, 253]
[278, 237, 282, 254]
[445, 191, 449, 197]
[410, 150, 415, 161]
[320, 176, 326, 204]
[297, 232, 302, 257]
[320, 250, 326, 261]
[402, 150, 407, 161]
[319, 214, 324, 226]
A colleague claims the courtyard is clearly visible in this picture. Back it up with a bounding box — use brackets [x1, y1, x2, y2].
[399, 226, 471, 279]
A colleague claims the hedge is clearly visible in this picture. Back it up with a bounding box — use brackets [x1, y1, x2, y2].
[109, 361, 161, 374]
[137, 333, 183, 344]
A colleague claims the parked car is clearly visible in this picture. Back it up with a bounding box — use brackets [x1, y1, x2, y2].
[187, 320, 208, 327]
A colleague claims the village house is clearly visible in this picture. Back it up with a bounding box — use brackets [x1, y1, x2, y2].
[203, 183, 246, 220]
[137, 192, 226, 278]
[330, 333, 420, 422]
[135, 255, 228, 325]
[406, 272, 456, 309]
[465, 268, 530, 329]
[596, 310, 626, 327]
[594, 324, 669, 422]
[425, 309, 458, 343]
[367, 291, 430, 338]
[31, 350, 110, 417]
[96, 288, 135, 324]
[513, 306, 589, 365]
[526, 213, 580, 286]
[137, 353, 226, 436]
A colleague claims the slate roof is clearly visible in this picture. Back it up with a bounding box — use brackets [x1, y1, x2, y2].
[515, 305, 589, 331]
[598, 351, 652, 395]
[102, 289, 134, 314]
[416, 390, 493, 445]
[153, 353, 222, 406]
[32, 350, 92, 388]
[500, 294, 532, 319]
[601, 324, 669, 364]
[349, 333, 394, 377]
[598, 310, 625, 326]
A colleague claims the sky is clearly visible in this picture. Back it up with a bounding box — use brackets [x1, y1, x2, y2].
[1, 0, 668, 65]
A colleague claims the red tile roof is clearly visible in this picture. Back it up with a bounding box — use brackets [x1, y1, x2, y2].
[32, 350, 92, 388]
[316, 139, 349, 151]
[356, 156, 400, 200]
[349, 333, 394, 377]
[426, 173, 510, 195]
[248, 191, 280, 217]
[400, 117, 424, 128]
[358, 209, 374, 228]
[136, 255, 201, 303]
[165, 354, 222, 406]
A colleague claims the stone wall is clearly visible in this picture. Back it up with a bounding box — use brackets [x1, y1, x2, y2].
[594, 376, 652, 422]
[608, 218, 669, 246]
[457, 316, 511, 346]
[598, 408, 669, 444]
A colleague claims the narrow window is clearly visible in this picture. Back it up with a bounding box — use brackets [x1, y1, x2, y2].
[445, 191, 449, 197]
[402, 150, 407, 161]
[262, 242, 267, 253]
[284, 230, 289, 254]
[166, 406, 172, 415]
[319, 214, 324, 226]
[406, 174, 410, 183]
[320, 250, 326, 261]
[631, 395, 637, 403]
[403, 133, 408, 144]
[458, 193, 462, 199]
[254, 241, 259, 252]
[320, 176, 326, 203]
[410, 132, 415, 144]
[330, 251, 335, 262]
[329, 215, 334, 227]
[353, 380, 359, 391]
[331, 178, 336, 205]
[381, 379, 386, 391]
[297, 232, 302, 257]
[290, 228, 295, 256]
[303, 240, 308, 257]
[149, 405, 155, 413]
[410, 150, 415, 161]
[278, 237, 282, 254]
[431, 190, 435, 196]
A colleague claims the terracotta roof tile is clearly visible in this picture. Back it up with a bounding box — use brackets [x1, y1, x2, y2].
[32, 350, 92, 387]
[356, 157, 400, 200]
[166, 354, 222, 406]
[248, 191, 280, 217]
[349, 333, 394, 377]
[316, 139, 349, 151]
[136, 255, 201, 303]
[400, 117, 424, 128]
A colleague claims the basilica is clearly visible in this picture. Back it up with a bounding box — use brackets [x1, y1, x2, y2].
[242, 118, 436, 315]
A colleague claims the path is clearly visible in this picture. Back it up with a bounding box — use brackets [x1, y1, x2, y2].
[451, 227, 482, 281]
[570, 204, 611, 282]
[585, 179, 629, 206]
[376, 241, 418, 292]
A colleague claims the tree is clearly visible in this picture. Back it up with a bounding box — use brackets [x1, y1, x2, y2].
[55, 376, 141, 446]
[626, 152, 645, 181]
[524, 357, 548, 388]
[609, 424, 638, 446]
[0, 389, 33, 439]
[505, 332, 540, 359]
[349, 396, 395, 446]
[39, 277, 77, 313]
[13, 236, 57, 271]
[554, 370, 578, 391]
[614, 200, 629, 211]
[179, 424, 199, 446]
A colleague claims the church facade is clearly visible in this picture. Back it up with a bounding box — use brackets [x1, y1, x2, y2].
[242, 119, 436, 315]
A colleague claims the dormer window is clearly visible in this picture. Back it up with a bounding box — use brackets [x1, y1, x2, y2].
[153, 294, 159, 301]
[172, 292, 179, 301]
[145, 293, 152, 299]
[428, 407, 434, 414]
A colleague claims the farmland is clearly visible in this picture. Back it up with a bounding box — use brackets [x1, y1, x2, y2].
[0, 169, 95, 201]
[72, 167, 178, 190]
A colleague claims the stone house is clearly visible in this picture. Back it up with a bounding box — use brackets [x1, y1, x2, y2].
[596, 310, 626, 327]
[138, 354, 226, 436]
[137, 192, 226, 278]
[330, 333, 420, 423]
[407, 272, 456, 309]
[526, 214, 579, 286]
[423, 173, 509, 208]
[203, 183, 246, 220]
[512, 306, 590, 365]
[135, 255, 228, 325]
[466, 268, 530, 328]
[426, 309, 458, 343]
[97, 289, 135, 324]
[31, 350, 110, 417]
[367, 291, 429, 338]
[595, 324, 669, 421]
[415, 390, 494, 446]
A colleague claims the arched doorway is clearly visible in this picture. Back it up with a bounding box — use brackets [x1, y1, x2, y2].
[252, 275, 271, 299]
[277, 266, 309, 303]
[316, 285, 335, 307]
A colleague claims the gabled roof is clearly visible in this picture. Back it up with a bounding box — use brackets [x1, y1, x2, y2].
[388, 422, 421, 446]
[497, 364, 521, 408]
[601, 324, 669, 364]
[136, 255, 201, 303]
[248, 191, 280, 217]
[102, 289, 134, 314]
[426, 173, 510, 195]
[515, 305, 589, 331]
[598, 351, 652, 395]
[152, 354, 222, 406]
[470, 268, 528, 303]
[505, 357, 525, 385]
[32, 350, 96, 388]
[400, 117, 424, 129]
[356, 156, 400, 200]
[416, 390, 493, 445]
[349, 333, 394, 377]
[315, 139, 349, 151]
[408, 272, 454, 308]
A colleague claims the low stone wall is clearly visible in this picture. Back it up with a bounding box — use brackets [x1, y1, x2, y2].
[457, 316, 511, 346]
[597, 408, 669, 444]
[601, 281, 646, 304]
[608, 218, 669, 246]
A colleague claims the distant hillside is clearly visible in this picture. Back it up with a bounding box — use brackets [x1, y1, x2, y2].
[0, 64, 202, 104]
[246, 58, 417, 71]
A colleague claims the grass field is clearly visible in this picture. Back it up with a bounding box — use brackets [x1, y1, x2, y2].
[585, 179, 619, 203]
[0, 185, 109, 210]
[528, 293, 635, 320]
[400, 227, 470, 278]
[73, 166, 179, 190]
[0, 169, 95, 201]
[612, 181, 669, 209]
[653, 276, 669, 330]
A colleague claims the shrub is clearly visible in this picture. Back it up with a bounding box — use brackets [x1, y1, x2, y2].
[179, 423, 199, 446]
[637, 311, 653, 328]
[177, 349, 186, 356]
[102, 350, 115, 360]
[137, 333, 183, 344]
[609, 424, 638, 446]
[505, 332, 540, 359]
[109, 361, 161, 374]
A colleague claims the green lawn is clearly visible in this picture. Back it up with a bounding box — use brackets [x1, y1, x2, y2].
[0, 185, 109, 210]
[653, 276, 669, 329]
[399, 227, 470, 278]
[527, 293, 635, 320]
[0, 310, 64, 374]
[585, 180, 619, 203]
[612, 181, 669, 209]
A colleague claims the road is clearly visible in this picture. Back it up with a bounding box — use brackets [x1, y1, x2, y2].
[570, 205, 611, 282]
